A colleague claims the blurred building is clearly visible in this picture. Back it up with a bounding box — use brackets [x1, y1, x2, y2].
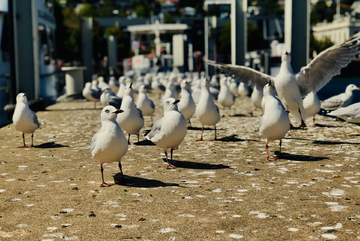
[312, 1, 360, 45]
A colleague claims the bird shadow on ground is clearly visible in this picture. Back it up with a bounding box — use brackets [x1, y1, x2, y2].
[275, 152, 329, 162]
[34, 142, 69, 148]
[165, 159, 231, 170]
[217, 134, 257, 142]
[313, 123, 342, 128]
[187, 126, 226, 131]
[113, 174, 179, 188]
[312, 140, 360, 145]
[133, 140, 156, 146]
[230, 113, 251, 118]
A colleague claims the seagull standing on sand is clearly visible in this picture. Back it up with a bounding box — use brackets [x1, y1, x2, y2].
[328, 102, 360, 123]
[82, 82, 101, 108]
[136, 85, 155, 124]
[116, 83, 144, 144]
[303, 91, 321, 126]
[217, 77, 235, 115]
[91, 106, 128, 187]
[209, 32, 360, 128]
[116, 76, 126, 98]
[178, 80, 196, 126]
[13, 93, 40, 148]
[238, 82, 249, 97]
[101, 88, 122, 109]
[195, 79, 220, 141]
[259, 83, 290, 161]
[145, 98, 187, 169]
[162, 82, 176, 106]
[321, 84, 359, 112]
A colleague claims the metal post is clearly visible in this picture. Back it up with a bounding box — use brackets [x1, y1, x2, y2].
[231, 0, 247, 66]
[204, 16, 209, 77]
[107, 35, 117, 72]
[285, 0, 309, 73]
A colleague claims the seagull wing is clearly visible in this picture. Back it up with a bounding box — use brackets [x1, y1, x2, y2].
[296, 32, 360, 97]
[145, 117, 162, 140]
[150, 99, 155, 110]
[32, 111, 40, 128]
[329, 102, 360, 117]
[207, 60, 275, 87]
[90, 131, 99, 156]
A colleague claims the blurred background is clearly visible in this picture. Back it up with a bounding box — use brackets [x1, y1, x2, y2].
[0, 0, 360, 126]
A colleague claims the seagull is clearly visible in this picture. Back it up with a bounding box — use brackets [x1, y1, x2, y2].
[116, 76, 126, 98]
[90, 106, 128, 187]
[217, 77, 235, 115]
[321, 84, 359, 112]
[178, 80, 196, 126]
[136, 85, 155, 125]
[328, 102, 360, 123]
[238, 82, 250, 97]
[191, 79, 202, 105]
[229, 78, 239, 97]
[303, 91, 321, 126]
[98, 76, 110, 90]
[101, 88, 122, 109]
[91, 80, 101, 92]
[151, 77, 165, 98]
[209, 32, 360, 127]
[195, 79, 220, 141]
[251, 84, 263, 110]
[116, 83, 144, 144]
[109, 76, 120, 93]
[12, 93, 40, 148]
[145, 98, 187, 169]
[82, 82, 101, 108]
[162, 82, 176, 106]
[259, 83, 290, 161]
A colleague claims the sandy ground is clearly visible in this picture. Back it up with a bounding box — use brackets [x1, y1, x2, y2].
[1, 92, 360, 240]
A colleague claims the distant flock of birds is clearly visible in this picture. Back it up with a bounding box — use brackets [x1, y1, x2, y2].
[12, 32, 360, 186]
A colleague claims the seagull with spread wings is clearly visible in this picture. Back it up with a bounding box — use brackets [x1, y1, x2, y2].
[209, 32, 360, 128]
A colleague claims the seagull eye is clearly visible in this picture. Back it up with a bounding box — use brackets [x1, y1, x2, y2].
[166, 101, 170, 105]
[105, 109, 110, 113]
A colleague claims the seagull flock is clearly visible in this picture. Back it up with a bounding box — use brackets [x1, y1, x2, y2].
[12, 32, 360, 187]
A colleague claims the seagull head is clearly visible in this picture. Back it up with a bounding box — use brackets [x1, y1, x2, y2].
[263, 82, 276, 97]
[181, 80, 190, 90]
[346, 84, 360, 93]
[139, 85, 146, 93]
[16, 93, 28, 104]
[98, 76, 104, 83]
[164, 98, 179, 112]
[282, 51, 291, 63]
[119, 76, 126, 83]
[201, 78, 210, 89]
[124, 83, 134, 97]
[101, 105, 124, 122]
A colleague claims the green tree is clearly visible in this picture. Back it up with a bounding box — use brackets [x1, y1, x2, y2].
[104, 26, 131, 60]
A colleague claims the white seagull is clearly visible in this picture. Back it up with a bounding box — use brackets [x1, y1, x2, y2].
[116, 76, 126, 98]
[259, 83, 290, 161]
[303, 91, 321, 126]
[195, 79, 220, 141]
[13, 93, 40, 148]
[251, 84, 263, 110]
[116, 83, 144, 144]
[136, 85, 155, 125]
[328, 102, 360, 123]
[90, 106, 128, 187]
[321, 84, 359, 111]
[217, 77, 235, 115]
[209, 32, 360, 128]
[145, 98, 187, 169]
[178, 80, 196, 126]
[82, 82, 101, 108]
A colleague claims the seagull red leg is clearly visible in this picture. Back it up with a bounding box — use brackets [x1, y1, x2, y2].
[100, 164, 113, 187]
[265, 142, 278, 162]
[30, 133, 34, 147]
[118, 161, 126, 183]
[167, 148, 176, 169]
[197, 126, 205, 141]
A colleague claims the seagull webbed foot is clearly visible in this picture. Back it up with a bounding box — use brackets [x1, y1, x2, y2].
[100, 182, 114, 187]
[166, 163, 176, 169]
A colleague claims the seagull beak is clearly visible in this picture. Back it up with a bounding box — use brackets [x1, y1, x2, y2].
[113, 109, 124, 114]
[356, 87, 360, 90]
[173, 99, 180, 105]
[129, 83, 133, 88]
[285, 52, 288, 55]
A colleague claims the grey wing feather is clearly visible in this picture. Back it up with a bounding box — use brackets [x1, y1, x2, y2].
[150, 99, 155, 110]
[296, 32, 360, 97]
[108, 96, 122, 109]
[90, 132, 99, 155]
[207, 59, 275, 87]
[137, 108, 143, 119]
[146, 118, 162, 140]
[33, 112, 40, 128]
[91, 90, 102, 100]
